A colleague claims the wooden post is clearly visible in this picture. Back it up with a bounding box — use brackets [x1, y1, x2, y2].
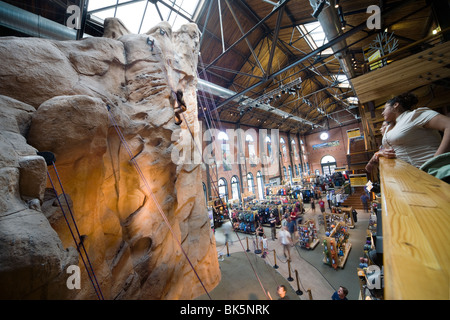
[287, 260, 294, 281]
[273, 250, 278, 269]
[294, 270, 303, 295]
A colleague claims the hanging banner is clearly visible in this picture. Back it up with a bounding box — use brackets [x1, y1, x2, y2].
[312, 140, 340, 150]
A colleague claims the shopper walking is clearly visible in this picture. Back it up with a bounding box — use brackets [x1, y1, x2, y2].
[360, 193, 369, 213]
[318, 198, 325, 213]
[326, 191, 332, 210]
[269, 213, 277, 240]
[256, 223, 265, 252]
[278, 226, 292, 260]
[310, 199, 316, 213]
[222, 220, 233, 245]
[287, 217, 297, 245]
[281, 214, 288, 228]
[262, 234, 268, 257]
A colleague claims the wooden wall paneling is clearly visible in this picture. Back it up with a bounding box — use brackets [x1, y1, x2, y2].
[352, 41, 450, 103]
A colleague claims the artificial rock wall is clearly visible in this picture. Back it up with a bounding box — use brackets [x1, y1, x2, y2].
[0, 18, 220, 299]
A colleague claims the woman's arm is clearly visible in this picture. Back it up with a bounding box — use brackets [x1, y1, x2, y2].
[424, 114, 450, 156]
[365, 148, 397, 173]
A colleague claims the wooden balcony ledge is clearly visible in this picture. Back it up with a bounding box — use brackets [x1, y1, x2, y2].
[379, 158, 450, 300]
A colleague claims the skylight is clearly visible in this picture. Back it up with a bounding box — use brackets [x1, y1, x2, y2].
[298, 21, 333, 55]
[334, 74, 351, 88]
[347, 97, 359, 105]
[87, 0, 204, 34]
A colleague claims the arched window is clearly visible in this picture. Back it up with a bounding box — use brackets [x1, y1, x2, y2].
[218, 131, 229, 141]
[246, 134, 257, 167]
[321, 155, 337, 175]
[294, 164, 299, 176]
[321, 155, 336, 163]
[218, 131, 231, 171]
[257, 171, 264, 200]
[288, 165, 292, 183]
[231, 176, 240, 201]
[218, 178, 228, 202]
[247, 172, 254, 194]
[291, 139, 298, 160]
[265, 136, 272, 157]
[280, 137, 287, 159]
[283, 166, 287, 181]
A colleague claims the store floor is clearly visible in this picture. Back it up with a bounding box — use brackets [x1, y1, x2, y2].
[196, 206, 371, 301]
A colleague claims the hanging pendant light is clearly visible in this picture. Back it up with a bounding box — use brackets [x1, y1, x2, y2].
[320, 132, 329, 140]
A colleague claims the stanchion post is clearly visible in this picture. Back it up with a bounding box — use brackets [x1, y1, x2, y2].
[226, 241, 230, 257]
[273, 250, 279, 269]
[307, 289, 313, 300]
[294, 270, 303, 295]
[246, 237, 250, 252]
[287, 259, 294, 281]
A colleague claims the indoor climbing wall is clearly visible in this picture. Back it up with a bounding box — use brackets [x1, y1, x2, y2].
[0, 18, 220, 300]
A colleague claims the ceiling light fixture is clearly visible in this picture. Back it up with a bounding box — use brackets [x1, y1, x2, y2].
[320, 132, 329, 140]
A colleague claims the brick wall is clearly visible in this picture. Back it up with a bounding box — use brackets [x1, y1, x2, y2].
[198, 119, 363, 202]
[304, 122, 364, 175]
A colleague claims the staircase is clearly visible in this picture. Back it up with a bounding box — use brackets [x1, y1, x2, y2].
[341, 187, 367, 210]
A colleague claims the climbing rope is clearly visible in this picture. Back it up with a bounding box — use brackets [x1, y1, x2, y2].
[106, 105, 213, 300]
[179, 104, 270, 300]
[41, 152, 104, 300]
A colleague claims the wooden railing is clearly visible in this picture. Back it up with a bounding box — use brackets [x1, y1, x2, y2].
[379, 158, 450, 300]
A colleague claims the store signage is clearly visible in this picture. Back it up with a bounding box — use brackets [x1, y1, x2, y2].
[349, 174, 368, 187]
[346, 128, 361, 139]
[366, 180, 373, 192]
